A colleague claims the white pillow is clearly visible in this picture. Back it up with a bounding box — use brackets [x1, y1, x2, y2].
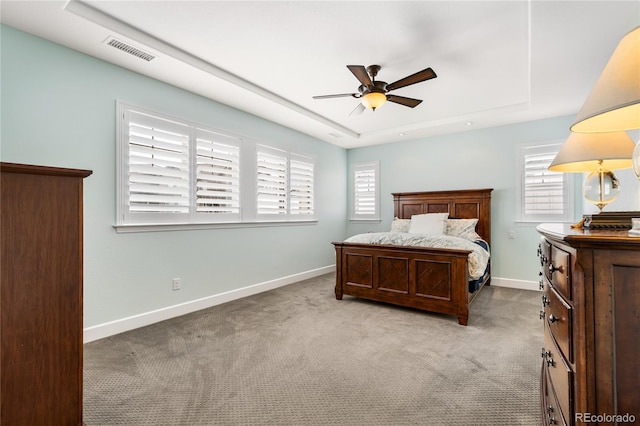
[408, 213, 448, 235]
[445, 218, 481, 241]
[391, 217, 411, 233]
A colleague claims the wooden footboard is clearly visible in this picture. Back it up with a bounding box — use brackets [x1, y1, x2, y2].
[334, 188, 492, 325]
[333, 242, 477, 325]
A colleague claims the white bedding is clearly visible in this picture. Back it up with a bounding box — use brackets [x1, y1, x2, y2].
[343, 232, 490, 280]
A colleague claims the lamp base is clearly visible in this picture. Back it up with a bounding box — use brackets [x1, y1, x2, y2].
[583, 169, 621, 211]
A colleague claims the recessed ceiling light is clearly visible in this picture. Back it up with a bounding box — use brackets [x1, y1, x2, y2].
[399, 132, 406, 136]
[466, 121, 474, 126]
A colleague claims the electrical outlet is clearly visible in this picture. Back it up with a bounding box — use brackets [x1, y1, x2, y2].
[172, 278, 181, 291]
[508, 229, 516, 239]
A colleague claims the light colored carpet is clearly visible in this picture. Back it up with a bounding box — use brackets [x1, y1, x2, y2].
[84, 273, 543, 425]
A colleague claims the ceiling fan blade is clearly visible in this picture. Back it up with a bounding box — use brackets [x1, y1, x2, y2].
[349, 103, 366, 116]
[313, 93, 358, 99]
[386, 67, 437, 91]
[386, 95, 423, 108]
[347, 65, 373, 87]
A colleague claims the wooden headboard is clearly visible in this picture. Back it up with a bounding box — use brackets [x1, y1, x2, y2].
[393, 188, 493, 246]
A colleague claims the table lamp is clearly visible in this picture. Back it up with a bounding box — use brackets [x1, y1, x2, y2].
[549, 132, 634, 211]
[570, 26, 640, 178]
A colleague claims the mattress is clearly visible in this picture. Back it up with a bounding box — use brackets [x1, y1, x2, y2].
[343, 232, 490, 280]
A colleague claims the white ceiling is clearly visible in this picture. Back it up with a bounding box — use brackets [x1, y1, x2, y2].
[2, 1, 639, 149]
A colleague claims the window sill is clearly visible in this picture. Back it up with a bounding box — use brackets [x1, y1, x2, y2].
[514, 219, 576, 226]
[114, 219, 318, 233]
[349, 218, 382, 223]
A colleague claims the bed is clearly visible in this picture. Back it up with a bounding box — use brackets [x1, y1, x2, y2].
[333, 188, 492, 325]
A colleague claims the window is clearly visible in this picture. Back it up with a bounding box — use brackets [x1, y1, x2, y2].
[289, 155, 315, 216]
[122, 108, 192, 224]
[256, 145, 315, 219]
[350, 161, 380, 221]
[117, 102, 315, 229]
[516, 142, 574, 223]
[194, 128, 241, 221]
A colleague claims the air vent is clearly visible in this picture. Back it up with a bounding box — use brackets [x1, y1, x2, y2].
[104, 37, 155, 62]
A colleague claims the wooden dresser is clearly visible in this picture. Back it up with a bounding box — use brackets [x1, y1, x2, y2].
[1, 163, 92, 425]
[537, 223, 639, 426]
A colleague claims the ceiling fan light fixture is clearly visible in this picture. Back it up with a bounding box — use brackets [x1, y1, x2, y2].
[361, 92, 387, 110]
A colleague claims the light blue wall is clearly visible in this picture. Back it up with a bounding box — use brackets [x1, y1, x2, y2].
[346, 117, 588, 283]
[0, 25, 347, 328]
[5, 24, 638, 327]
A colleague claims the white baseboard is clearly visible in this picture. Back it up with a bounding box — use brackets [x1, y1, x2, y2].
[83, 265, 335, 343]
[490, 277, 539, 291]
[84, 268, 538, 343]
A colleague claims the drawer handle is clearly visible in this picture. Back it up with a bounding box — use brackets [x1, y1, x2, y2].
[548, 314, 558, 323]
[547, 405, 554, 414]
[539, 310, 545, 320]
[539, 279, 544, 291]
[542, 295, 550, 307]
[546, 355, 555, 368]
[541, 348, 555, 367]
[549, 415, 557, 425]
[549, 264, 564, 274]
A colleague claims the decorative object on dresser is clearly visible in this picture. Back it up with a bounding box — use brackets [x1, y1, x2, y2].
[537, 223, 639, 426]
[333, 188, 492, 326]
[581, 211, 640, 229]
[1, 162, 92, 425]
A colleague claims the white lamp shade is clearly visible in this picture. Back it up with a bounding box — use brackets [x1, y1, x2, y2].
[549, 131, 635, 172]
[570, 26, 640, 133]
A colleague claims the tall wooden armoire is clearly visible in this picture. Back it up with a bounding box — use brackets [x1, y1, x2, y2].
[1, 162, 92, 425]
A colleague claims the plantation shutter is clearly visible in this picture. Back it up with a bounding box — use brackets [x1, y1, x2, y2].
[523, 148, 565, 215]
[118, 102, 316, 227]
[127, 110, 190, 220]
[195, 128, 241, 219]
[518, 143, 573, 223]
[290, 155, 314, 215]
[257, 148, 288, 215]
[353, 163, 378, 217]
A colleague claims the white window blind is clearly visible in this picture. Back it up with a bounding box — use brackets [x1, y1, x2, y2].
[290, 155, 314, 215]
[351, 161, 380, 221]
[127, 110, 190, 217]
[524, 151, 563, 215]
[518, 143, 573, 222]
[117, 102, 316, 229]
[195, 128, 241, 217]
[257, 148, 288, 215]
[255, 147, 316, 219]
[118, 103, 243, 226]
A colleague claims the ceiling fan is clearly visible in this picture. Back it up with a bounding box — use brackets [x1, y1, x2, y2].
[313, 64, 437, 115]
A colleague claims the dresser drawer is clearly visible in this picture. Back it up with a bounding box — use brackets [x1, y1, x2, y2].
[540, 237, 551, 280]
[549, 245, 571, 300]
[542, 365, 569, 426]
[543, 281, 573, 362]
[543, 322, 573, 426]
[539, 237, 551, 267]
